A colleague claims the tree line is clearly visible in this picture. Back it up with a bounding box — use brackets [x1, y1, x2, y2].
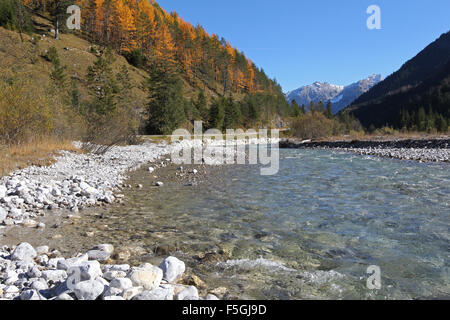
[289, 100, 364, 140]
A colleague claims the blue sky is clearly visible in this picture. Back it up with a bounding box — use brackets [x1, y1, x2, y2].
[159, 0, 450, 92]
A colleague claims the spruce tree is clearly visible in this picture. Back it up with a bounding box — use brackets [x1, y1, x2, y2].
[291, 100, 301, 117]
[87, 52, 118, 115]
[194, 91, 208, 122]
[248, 95, 259, 125]
[47, 46, 66, 88]
[325, 101, 333, 119]
[145, 63, 186, 135]
[224, 95, 241, 129]
[208, 97, 225, 130]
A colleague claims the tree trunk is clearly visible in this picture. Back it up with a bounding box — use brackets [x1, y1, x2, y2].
[55, 20, 59, 40]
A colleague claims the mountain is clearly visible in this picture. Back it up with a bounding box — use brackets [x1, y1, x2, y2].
[330, 75, 382, 114]
[286, 75, 382, 114]
[347, 31, 450, 130]
[285, 82, 344, 107]
[0, 0, 292, 140]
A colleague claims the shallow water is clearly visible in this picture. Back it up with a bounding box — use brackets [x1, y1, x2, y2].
[4, 148, 449, 299]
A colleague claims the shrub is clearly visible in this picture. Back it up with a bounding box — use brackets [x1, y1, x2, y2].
[0, 75, 84, 145]
[291, 112, 334, 140]
[0, 79, 53, 144]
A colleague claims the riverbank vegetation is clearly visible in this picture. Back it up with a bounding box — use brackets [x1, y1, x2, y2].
[289, 101, 364, 140]
[289, 98, 448, 141]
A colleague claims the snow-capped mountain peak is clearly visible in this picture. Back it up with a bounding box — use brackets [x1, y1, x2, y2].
[286, 74, 382, 114]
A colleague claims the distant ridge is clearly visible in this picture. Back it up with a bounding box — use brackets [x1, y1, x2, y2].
[347, 31, 450, 129]
[285, 74, 382, 114]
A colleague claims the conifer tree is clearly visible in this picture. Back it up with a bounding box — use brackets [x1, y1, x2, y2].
[224, 95, 241, 129]
[194, 91, 208, 122]
[208, 97, 225, 130]
[47, 46, 66, 88]
[145, 63, 186, 135]
[86, 51, 119, 115]
[325, 101, 333, 119]
[291, 100, 301, 117]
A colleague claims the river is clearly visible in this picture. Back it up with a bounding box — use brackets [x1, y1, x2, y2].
[3, 148, 449, 299]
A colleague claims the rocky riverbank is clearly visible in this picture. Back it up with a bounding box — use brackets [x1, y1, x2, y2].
[0, 137, 278, 228]
[0, 141, 176, 228]
[0, 242, 219, 300]
[280, 138, 450, 162]
[0, 137, 278, 300]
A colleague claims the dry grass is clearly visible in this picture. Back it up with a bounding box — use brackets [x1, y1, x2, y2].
[0, 139, 81, 177]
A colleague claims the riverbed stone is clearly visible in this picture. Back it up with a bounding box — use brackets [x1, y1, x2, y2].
[4, 270, 18, 285]
[35, 246, 49, 255]
[0, 207, 7, 223]
[71, 260, 103, 281]
[42, 270, 67, 283]
[11, 242, 37, 261]
[132, 286, 175, 300]
[121, 286, 143, 300]
[57, 254, 89, 270]
[102, 264, 130, 273]
[20, 289, 46, 300]
[92, 244, 114, 254]
[109, 278, 132, 290]
[0, 185, 7, 198]
[30, 279, 49, 291]
[127, 264, 163, 291]
[103, 270, 127, 281]
[183, 275, 207, 289]
[176, 286, 199, 300]
[48, 257, 65, 269]
[87, 250, 111, 262]
[159, 256, 185, 283]
[55, 293, 74, 300]
[22, 219, 38, 228]
[73, 279, 105, 300]
[206, 294, 219, 300]
[103, 295, 125, 300]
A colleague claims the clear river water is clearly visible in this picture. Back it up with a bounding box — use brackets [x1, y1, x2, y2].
[5, 148, 449, 299]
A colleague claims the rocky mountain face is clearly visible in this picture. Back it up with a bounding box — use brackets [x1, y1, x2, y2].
[286, 75, 382, 114]
[285, 82, 344, 107]
[331, 74, 383, 114]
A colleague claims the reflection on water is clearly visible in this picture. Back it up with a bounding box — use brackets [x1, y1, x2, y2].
[5, 149, 450, 299]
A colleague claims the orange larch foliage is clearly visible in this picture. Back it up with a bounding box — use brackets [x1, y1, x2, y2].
[72, 0, 274, 94]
